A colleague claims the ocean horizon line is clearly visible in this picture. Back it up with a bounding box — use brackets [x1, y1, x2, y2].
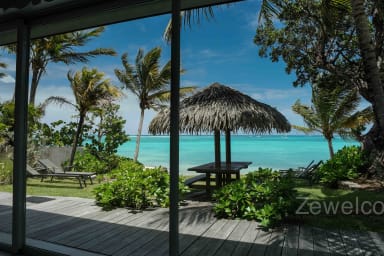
[118, 135, 359, 174]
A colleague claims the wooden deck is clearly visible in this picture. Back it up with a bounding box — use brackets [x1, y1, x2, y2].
[0, 192, 384, 256]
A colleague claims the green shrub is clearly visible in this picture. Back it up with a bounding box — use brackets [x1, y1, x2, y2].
[315, 146, 367, 188]
[213, 168, 297, 228]
[71, 150, 109, 174]
[93, 159, 189, 210]
[0, 159, 12, 184]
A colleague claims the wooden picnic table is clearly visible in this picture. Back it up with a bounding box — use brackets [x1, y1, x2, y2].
[187, 161, 252, 193]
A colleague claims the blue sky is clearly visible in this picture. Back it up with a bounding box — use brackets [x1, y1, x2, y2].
[0, 0, 313, 135]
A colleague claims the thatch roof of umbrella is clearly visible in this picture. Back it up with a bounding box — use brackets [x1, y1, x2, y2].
[149, 82, 291, 178]
[149, 82, 291, 135]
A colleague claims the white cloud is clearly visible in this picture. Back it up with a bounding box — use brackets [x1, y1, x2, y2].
[35, 84, 156, 135]
[247, 13, 260, 29]
[0, 57, 16, 71]
[0, 75, 15, 84]
[199, 49, 220, 58]
[250, 88, 310, 101]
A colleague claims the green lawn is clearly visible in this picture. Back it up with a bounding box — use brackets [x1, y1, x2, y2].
[0, 172, 383, 232]
[0, 177, 98, 198]
[292, 184, 384, 232]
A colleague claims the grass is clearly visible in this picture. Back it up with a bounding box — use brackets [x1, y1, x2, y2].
[0, 165, 383, 232]
[0, 178, 98, 198]
[292, 183, 384, 232]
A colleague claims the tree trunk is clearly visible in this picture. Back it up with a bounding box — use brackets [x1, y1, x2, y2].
[361, 124, 384, 177]
[327, 138, 334, 159]
[133, 108, 145, 162]
[351, 0, 384, 176]
[29, 68, 43, 105]
[69, 113, 85, 167]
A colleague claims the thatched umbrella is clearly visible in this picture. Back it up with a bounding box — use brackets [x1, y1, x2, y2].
[149, 82, 291, 173]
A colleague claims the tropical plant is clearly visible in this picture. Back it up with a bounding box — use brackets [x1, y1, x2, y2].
[114, 47, 195, 162]
[0, 101, 45, 152]
[330, 0, 384, 175]
[86, 102, 129, 172]
[46, 67, 121, 166]
[38, 120, 92, 147]
[163, 7, 215, 42]
[213, 168, 297, 228]
[71, 150, 108, 175]
[254, 0, 384, 175]
[315, 145, 367, 187]
[94, 158, 189, 210]
[292, 76, 372, 158]
[0, 59, 7, 78]
[162, 0, 281, 42]
[4, 27, 116, 105]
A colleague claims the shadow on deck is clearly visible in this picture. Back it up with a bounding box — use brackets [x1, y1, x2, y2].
[0, 193, 383, 256]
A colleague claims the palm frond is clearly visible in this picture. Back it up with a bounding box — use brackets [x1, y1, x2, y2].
[163, 7, 215, 42]
[42, 96, 77, 110]
[292, 100, 321, 130]
[291, 125, 317, 134]
[258, 0, 283, 23]
[342, 106, 374, 128]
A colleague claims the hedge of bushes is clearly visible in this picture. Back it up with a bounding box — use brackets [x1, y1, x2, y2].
[213, 168, 297, 228]
[94, 159, 189, 210]
[314, 146, 367, 188]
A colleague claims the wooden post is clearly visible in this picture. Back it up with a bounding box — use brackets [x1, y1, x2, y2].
[225, 129, 231, 183]
[12, 20, 30, 254]
[214, 130, 221, 188]
[169, 0, 181, 254]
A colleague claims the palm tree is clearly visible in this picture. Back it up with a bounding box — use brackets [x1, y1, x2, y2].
[114, 47, 195, 162]
[0, 60, 7, 78]
[292, 78, 372, 158]
[5, 27, 116, 105]
[47, 67, 121, 166]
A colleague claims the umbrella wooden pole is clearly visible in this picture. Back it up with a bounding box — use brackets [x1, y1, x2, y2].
[225, 129, 231, 164]
[214, 130, 221, 188]
[225, 129, 231, 183]
[169, 0, 181, 253]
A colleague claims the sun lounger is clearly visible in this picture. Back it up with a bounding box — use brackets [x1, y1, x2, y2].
[26, 164, 86, 188]
[184, 174, 206, 187]
[280, 160, 323, 179]
[38, 159, 96, 185]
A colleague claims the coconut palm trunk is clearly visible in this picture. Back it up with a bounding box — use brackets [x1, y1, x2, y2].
[30, 69, 44, 105]
[351, 0, 384, 131]
[351, 0, 384, 175]
[327, 138, 334, 158]
[69, 113, 85, 166]
[134, 108, 145, 162]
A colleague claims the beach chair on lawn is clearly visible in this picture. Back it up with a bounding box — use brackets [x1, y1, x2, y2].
[280, 160, 322, 179]
[184, 174, 207, 187]
[296, 160, 323, 179]
[38, 158, 96, 185]
[26, 164, 86, 188]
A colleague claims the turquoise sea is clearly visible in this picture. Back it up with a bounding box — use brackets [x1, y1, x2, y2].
[117, 135, 359, 174]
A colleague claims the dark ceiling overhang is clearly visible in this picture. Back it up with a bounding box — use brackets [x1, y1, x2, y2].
[0, 0, 239, 45]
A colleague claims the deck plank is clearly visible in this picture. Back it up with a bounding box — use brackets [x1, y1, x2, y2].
[181, 218, 230, 256]
[195, 219, 240, 256]
[298, 225, 314, 256]
[311, 227, 330, 256]
[353, 230, 383, 256]
[1, 193, 384, 256]
[339, 230, 363, 256]
[282, 225, 299, 256]
[326, 229, 346, 255]
[266, 227, 286, 256]
[106, 209, 170, 255]
[212, 220, 250, 256]
[230, 221, 260, 256]
[247, 228, 272, 255]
